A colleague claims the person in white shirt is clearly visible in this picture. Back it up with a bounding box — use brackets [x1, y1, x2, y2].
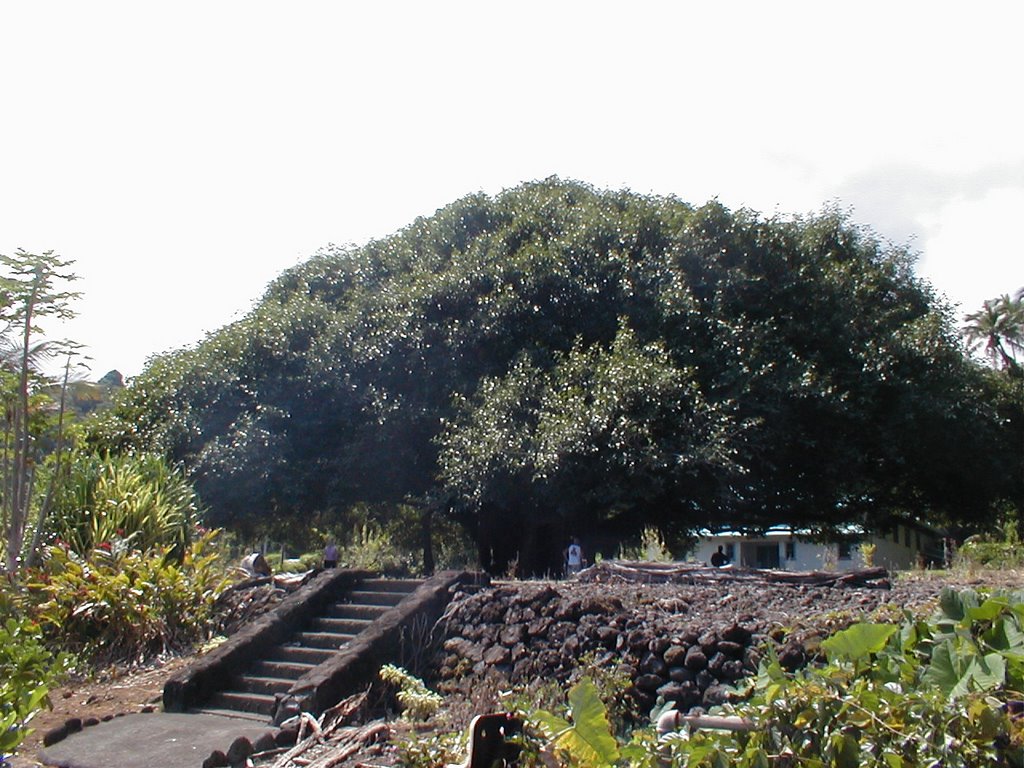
[564, 537, 584, 577]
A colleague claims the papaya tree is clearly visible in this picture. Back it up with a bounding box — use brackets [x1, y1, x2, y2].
[0, 249, 80, 570]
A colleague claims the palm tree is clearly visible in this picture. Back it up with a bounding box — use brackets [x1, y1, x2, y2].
[964, 291, 1024, 376]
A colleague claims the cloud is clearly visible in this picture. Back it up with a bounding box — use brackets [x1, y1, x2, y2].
[832, 160, 1024, 245]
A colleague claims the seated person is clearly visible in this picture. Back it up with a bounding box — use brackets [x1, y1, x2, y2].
[240, 551, 272, 577]
[710, 545, 728, 567]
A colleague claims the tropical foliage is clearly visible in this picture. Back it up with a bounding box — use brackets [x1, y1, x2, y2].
[471, 588, 1024, 767]
[90, 180, 1012, 574]
[379, 664, 444, 721]
[24, 528, 229, 664]
[964, 290, 1024, 375]
[46, 452, 203, 561]
[0, 617, 73, 762]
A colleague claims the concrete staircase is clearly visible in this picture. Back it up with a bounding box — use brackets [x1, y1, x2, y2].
[201, 578, 421, 717]
[165, 569, 487, 724]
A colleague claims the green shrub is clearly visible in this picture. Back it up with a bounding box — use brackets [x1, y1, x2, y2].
[338, 525, 415, 575]
[379, 664, 443, 721]
[957, 514, 1024, 570]
[958, 538, 1024, 569]
[27, 529, 230, 664]
[503, 588, 1024, 767]
[48, 452, 202, 561]
[617, 527, 673, 563]
[263, 553, 312, 573]
[394, 728, 465, 768]
[0, 617, 74, 762]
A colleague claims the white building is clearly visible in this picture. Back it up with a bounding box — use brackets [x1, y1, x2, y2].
[692, 522, 944, 572]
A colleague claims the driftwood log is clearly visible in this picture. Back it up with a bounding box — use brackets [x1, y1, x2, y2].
[576, 561, 890, 588]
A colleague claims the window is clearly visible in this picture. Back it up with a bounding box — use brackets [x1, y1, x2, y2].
[837, 540, 853, 560]
[904, 527, 911, 547]
[725, 543, 735, 562]
[785, 541, 796, 560]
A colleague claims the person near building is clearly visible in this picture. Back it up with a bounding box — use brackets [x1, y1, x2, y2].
[564, 537, 584, 577]
[710, 545, 728, 567]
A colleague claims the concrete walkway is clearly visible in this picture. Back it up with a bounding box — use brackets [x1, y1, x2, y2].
[37, 712, 277, 768]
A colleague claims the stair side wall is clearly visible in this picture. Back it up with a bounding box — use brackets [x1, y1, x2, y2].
[284, 570, 488, 720]
[163, 568, 374, 712]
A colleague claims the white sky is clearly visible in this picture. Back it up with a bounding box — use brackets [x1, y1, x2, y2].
[2, 1, 1021, 379]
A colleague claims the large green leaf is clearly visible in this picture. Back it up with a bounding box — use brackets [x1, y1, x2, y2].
[821, 623, 898, 663]
[920, 639, 962, 693]
[922, 640, 1006, 697]
[563, 677, 620, 766]
[967, 653, 1006, 694]
[967, 596, 1010, 624]
[533, 676, 619, 767]
[939, 587, 979, 624]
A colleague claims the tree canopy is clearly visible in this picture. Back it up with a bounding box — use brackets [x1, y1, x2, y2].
[90, 179, 1013, 573]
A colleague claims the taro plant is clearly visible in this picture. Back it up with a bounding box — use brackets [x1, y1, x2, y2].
[529, 676, 650, 767]
[656, 591, 1024, 767]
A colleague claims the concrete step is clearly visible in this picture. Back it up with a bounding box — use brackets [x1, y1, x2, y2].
[360, 578, 422, 594]
[251, 660, 317, 680]
[206, 691, 276, 716]
[235, 674, 294, 696]
[187, 706, 270, 722]
[268, 646, 337, 665]
[309, 617, 373, 634]
[325, 603, 388, 620]
[193, 576, 428, 718]
[347, 590, 407, 607]
[294, 631, 357, 649]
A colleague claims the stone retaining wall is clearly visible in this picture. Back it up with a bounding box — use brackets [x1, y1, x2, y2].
[434, 582, 816, 712]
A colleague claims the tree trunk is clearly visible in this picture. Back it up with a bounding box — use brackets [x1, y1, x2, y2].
[421, 506, 434, 576]
[26, 355, 73, 568]
[5, 275, 38, 570]
[515, 516, 539, 578]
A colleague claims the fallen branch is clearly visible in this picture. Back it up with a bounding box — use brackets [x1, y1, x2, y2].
[578, 561, 890, 589]
[304, 722, 390, 768]
[270, 713, 324, 768]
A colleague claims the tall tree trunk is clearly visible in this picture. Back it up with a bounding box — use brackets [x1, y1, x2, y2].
[421, 506, 434, 576]
[516, 516, 539, 578]
[26, 355, 73, 568]
[5, 276, 38, 570]
[0, 418, 11, 553]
